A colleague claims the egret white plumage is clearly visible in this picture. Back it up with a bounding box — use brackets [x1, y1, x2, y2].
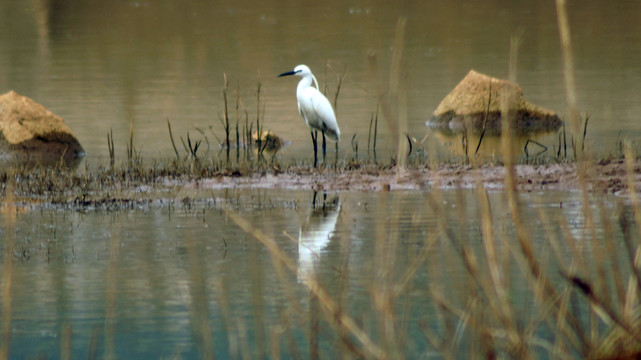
[278, 64, 340, 166]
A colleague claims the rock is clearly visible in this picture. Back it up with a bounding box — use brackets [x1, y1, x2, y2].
[252, 131, 288, 152]
[426, 70, 562, 136]
[0, 91, 84, 164]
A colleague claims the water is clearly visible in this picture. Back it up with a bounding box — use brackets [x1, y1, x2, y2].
[1, 0, 640, 163]
[1, 1, 639, 357]
[0, 189, 630, 358]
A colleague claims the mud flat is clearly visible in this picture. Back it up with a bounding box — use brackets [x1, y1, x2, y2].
[3, 158, 638, 211]
[188, 160, 636, 195]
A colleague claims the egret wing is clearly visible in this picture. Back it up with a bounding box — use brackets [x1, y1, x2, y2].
[305, 88, 340, 141]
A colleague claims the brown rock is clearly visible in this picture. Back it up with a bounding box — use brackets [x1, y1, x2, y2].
[426, 70, 562, 136]
[252, 131, 288, 152]
[0, 91, 84, 163]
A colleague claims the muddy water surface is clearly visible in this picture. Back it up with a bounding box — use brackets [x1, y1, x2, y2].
[1, 0, 640, 163]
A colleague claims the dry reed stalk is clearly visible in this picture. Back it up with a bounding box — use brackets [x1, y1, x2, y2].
[390, 18, 408, 174]
[104, 223, 121, 360]
[373, 191, 400, 357]
[596, 199, 627, 308]
[624, 143, 641, 257]
[269, 326, 281, 359]
[392, 230, 438, 298]
[622, 143, 641, 325]
[234, 318, 251, 360]
[331, 203, 358, 355]
[256, 78, 263, 156]
[555, 0, 581, 156]
[107, 128, 115, 165]
[500, 34, 592, 355]
[214, 262, 235, 358]
[225, 210, 387, 359]
[553, 283, 575, 357]
[235, 83, 240, 162]
[222, 74, 230, 162]
[167, 119, 180, 159]
[60, 322, 72, 360]
[426, 186, 499, 356]
[185, 232, 215, 359]
[556, 0, 599, 263]
[249, 244, 267, 358]
[126, 117, 137, 162]
[0, 180, 15, 360]
[87, 326, 100, 360]
[476, 184, 527, 356]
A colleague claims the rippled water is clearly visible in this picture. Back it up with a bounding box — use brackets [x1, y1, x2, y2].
[1, 0, 640, 163]
[0, 189, 628, 358]
[1, 1, 639, 357]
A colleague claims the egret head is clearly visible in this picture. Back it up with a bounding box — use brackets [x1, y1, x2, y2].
[278, 64, 311, 78]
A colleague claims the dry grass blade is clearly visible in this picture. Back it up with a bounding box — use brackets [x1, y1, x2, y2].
[60, 323, 72, 360]
[476, 183, 527, 356]
[167, 119, 180, 159]
[224, 210, 387, 359]
[104, 223, 121, 360]
[555, 0, 581, 154]
[562, 272, 641, 346]
[0, 181, 16, 360]
[185, 232, 215, 358]
[391, 17, 408, 173]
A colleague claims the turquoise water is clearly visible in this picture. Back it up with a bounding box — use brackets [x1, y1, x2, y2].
[0, 188, 629, 358]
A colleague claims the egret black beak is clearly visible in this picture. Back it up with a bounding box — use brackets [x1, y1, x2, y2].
[278, 70, 297, 77]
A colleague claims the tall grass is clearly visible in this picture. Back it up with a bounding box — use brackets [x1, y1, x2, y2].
[0, 179, 15, 360]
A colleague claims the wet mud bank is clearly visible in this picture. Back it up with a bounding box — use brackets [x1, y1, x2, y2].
[189, 159, 638, 194]
[3, 158, 638, 211]
[0, 160, 641, 211]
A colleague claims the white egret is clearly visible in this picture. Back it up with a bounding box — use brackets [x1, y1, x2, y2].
[278, 64, 340, 166]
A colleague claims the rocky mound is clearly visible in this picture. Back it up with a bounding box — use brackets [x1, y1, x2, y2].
[426, 70, 562, 136]
[0, 91, 84, 164]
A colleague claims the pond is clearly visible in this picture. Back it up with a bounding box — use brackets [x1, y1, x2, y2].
[1, 0, 640, 358]
[1, 188, 634, 358]
[1, 0, 640, 163]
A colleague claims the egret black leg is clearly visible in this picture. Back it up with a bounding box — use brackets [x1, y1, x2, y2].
[322, 132, 327, 164]
[312, 190, 318, 208]
[310, 130, 318, 167]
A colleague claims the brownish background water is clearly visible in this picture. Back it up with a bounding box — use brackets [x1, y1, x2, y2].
[1, 0, 640, 162]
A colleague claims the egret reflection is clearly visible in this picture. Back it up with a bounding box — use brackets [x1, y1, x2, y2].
[297, 192, 341, 283]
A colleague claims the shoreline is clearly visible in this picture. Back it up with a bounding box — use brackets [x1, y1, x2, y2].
[185, 159, 633, 194]
[3, 158, 639, 211]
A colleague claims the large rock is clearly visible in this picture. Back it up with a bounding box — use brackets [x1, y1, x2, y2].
[426, 70, 562, 136]
[0, 91, 84, 163]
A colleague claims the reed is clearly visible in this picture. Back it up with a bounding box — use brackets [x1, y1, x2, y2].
[185, 231, 215, 359]
[104, 223, 120, 360]
[556, 0, 582, 160]
[0, 179, 15, 360]
[222, 74, 231, 163]
[225, 210, 386, 359]
[107, 128, 115, 166]
[256, 77, 264, 157]
[126, 117, 138, 163]
[167, 119, 180, 160]
[390, 17, 408, 173]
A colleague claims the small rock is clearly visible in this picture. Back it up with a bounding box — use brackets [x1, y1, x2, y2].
[253, 131, 287, 151]
[0, 91, 85, 164]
